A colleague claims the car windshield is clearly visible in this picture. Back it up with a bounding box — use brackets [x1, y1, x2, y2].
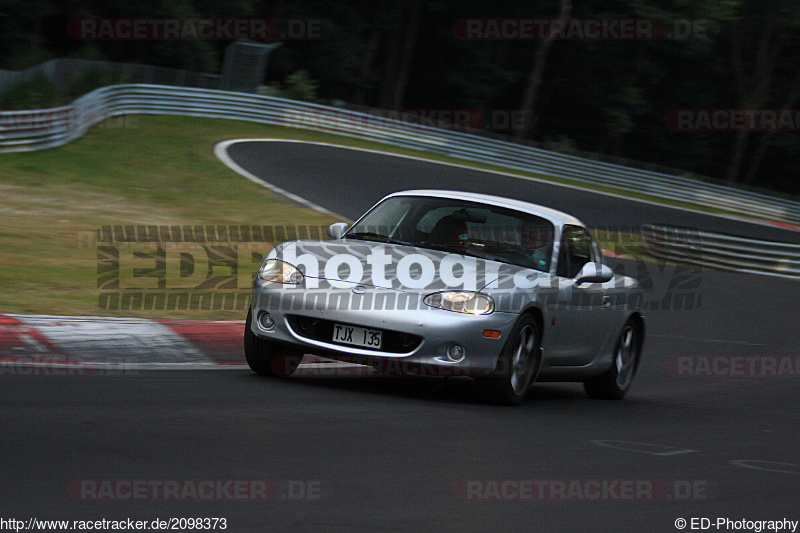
[345, 195, 555, 272]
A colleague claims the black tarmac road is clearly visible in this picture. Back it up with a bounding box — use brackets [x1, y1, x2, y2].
[2, 141, 798, 532]
[228, 141, 799, 241]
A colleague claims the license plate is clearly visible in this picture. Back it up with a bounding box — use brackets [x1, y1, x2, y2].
[332, 323, 383, 349]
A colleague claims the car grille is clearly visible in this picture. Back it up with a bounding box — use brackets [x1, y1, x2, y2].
[285, 315, 422, 354]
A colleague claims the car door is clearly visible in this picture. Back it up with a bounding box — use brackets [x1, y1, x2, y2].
[545, 225, 618, 366]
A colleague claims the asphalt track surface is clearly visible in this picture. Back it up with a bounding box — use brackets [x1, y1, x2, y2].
[3, 141, 798, 532]
[227, 141, 799, 241]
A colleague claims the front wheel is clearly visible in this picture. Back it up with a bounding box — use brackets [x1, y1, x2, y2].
[244, 308, 302, 377]
[584, 318, 642, 400]
[478, 315, 541, 406]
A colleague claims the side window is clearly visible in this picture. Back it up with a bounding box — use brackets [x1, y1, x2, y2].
[556, 225, 594, 278]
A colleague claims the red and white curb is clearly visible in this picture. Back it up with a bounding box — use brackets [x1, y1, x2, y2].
[767, 220, 800, 232]
[0, 314, 240, 370]
[0, 314, 368, 375]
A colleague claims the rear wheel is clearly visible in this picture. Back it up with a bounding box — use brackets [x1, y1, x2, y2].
[479, 315, 541, 406]
[244, 308, 302, 377]
[584, 319, 641, 399]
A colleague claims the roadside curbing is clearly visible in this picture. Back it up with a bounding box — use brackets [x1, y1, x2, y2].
[0, 314, 240, 370]
[0, 314, 368, 375]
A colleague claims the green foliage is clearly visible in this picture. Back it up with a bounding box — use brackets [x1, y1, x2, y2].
[0, 67, 132, 110]
[544, 135, 578, 155]
[0, 75, 64, 110]
[256, 71, 320, 102]
[72, 44, 106, 61]
[67, 67, 129, 99]
[256, 84, 284, 98]
[282, 70, 320, 102]
[2, 46, 53, 71]
[0, 0, 56, 69]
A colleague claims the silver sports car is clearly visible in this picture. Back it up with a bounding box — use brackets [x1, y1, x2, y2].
[245, 190, 644, 405]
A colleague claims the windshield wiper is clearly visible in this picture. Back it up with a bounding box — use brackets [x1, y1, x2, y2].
[344, 232, 409, 246]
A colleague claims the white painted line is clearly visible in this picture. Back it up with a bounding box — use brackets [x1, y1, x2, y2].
[214, 138, 796, 232]
[214, 140, 349, 220]
[730, 460, 800, 474]
[591, 440, 698, 456]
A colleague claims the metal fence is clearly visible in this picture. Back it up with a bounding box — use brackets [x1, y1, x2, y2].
[1, 83, 799, 227]
[643, 225, 800, 280]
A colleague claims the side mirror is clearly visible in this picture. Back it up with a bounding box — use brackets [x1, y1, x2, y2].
[574, 263, 613, 285]
[327, 222, 349, 239]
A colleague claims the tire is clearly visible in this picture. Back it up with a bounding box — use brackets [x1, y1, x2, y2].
[584, 318, 642, 400]
[479, 315, 541, 406]
[244, 308, 302, 377]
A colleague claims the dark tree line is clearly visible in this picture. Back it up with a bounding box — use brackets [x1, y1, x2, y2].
[1, 0, 798, 195]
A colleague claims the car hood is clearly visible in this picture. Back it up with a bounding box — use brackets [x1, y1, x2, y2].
[270, 239, 553, 293]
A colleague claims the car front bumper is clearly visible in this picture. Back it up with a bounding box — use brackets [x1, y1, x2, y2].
[250, 283, 519, 377]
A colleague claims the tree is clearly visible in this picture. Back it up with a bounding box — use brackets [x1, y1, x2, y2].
[378, 1, 422, 109]
[726, 0, 800, 185]
[516, 0, 572, 139]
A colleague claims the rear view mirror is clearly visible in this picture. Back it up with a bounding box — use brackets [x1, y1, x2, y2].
[574, 263, 613, 285]
[327, 222, 349, 239]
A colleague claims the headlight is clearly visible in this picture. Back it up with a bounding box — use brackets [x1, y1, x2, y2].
[259, 259, 304, 284]
[423, 291, 494, 315]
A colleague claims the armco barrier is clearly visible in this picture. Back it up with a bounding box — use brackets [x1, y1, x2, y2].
[1, 84, 798, 226]
[642, 225, 800, 280]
